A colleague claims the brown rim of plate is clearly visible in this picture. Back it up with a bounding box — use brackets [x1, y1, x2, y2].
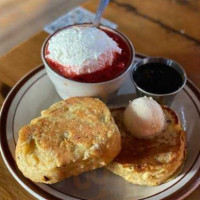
[0, 54, 200, 200]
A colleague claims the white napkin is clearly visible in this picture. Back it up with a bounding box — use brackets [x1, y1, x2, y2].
[44, 7, 118, 34]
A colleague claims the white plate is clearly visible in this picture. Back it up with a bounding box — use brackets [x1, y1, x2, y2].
[1, 55, 200, 200]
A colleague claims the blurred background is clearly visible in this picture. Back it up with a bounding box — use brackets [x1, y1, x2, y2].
[0, 0, 86, 56]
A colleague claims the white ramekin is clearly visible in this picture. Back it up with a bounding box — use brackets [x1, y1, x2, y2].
[41, 24, 135, 100]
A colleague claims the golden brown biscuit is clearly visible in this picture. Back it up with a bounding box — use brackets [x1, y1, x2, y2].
[106, 106, 186, 186]
[16, 97, 121, 184]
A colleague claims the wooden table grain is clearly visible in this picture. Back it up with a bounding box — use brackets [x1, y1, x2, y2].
[0, 0, 86, 56]
[0, 0, 200, 199]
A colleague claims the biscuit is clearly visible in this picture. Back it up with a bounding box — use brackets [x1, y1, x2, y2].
[106, 106, 186, 186]
[15, 97, 121, 184]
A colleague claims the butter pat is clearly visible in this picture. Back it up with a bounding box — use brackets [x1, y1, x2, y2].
[124, 97, 165, 138]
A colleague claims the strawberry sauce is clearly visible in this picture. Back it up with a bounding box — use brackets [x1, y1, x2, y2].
[45, 28, 131, 83]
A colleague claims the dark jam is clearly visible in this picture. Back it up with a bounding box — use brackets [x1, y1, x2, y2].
[133, 63, 183, 94]
[45, 28, 131, 83]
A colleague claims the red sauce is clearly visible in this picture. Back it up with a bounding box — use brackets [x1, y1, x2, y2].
[45, 28, 131, 83]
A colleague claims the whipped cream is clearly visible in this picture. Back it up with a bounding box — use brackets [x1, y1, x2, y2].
[46, 26, 122, 75]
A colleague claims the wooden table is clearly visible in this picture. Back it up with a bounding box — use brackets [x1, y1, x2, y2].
[0, 0, 200, 199]
[0, 0, 86, 56]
